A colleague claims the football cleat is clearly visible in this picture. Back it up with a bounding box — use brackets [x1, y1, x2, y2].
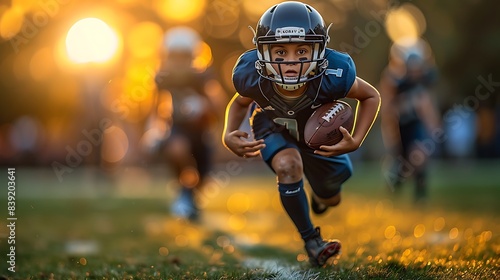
[171, 188, 200, 221]
[304, 227, 341, 267]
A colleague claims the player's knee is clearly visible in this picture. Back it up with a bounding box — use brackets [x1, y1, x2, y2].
[166, 137, 190, 158]
[272, 154, 303, 182]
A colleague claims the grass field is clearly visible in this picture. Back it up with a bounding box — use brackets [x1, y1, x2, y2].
[0, 160, 499, 279]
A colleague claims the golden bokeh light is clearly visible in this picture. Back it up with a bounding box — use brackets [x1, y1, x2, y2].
[179, 167, 200, 188]
[0, 6, 24, 39]
[12, 48, 30, 80]
[29, 47, 54, 81]
[123, 62, 157, 89]
[357, 232, 372, 245]
[126, 21, 163, 59]
[384, 225, 396, 239]
[479, 231, 492, 242]
[175, 234, 189, 247]
[203, 0, 240, 39]
[296, 253, 308, 262]
[238, 26, 256, 50]
[46, 78, 80, 108]
[414, 224, 426, 238]
[434, 217, 446, 232]
[242, 0, 280, 21]
[115, 62, 158, 122]
[391, 233, 402, 245]
[216, 235, 231, 248]
[247, 190, 270, 212]
[154, 0, 206, 22]
[384, 3, 427, 44]
[158, 246, 169, 256]
[227, 193, 250, 214]
[11, 0, 37, 11]
[228, 214, 247, 230]
[223, 245, 235, 254]
[403, 3, 427, 36]
[220, 52, 243, 92]
[101, 125, 129, 163]
[192, 41, 213, 71]
[449, 227, 459, 240]
[66, 18, 119, 63]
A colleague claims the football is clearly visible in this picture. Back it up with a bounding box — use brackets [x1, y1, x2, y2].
[304, 100, 354, 149]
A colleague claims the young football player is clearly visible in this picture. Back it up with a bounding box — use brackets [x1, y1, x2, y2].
[222, 1, 381, 267]
[379, 39, 441, 202]
[145, 26, 227, 221]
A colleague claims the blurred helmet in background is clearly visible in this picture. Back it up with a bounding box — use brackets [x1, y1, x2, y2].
[162, 26, 201, 56]
[390, 38, 433, 68]
[389, 38, 435, 80]
[160, 26, 203, 74]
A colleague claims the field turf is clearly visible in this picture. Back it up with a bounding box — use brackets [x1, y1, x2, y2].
[0, 160, 498, 279]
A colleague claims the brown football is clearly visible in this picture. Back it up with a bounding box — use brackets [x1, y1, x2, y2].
[304, 100, 354, 149]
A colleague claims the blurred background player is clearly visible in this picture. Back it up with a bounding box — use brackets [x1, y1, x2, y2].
[379, 38, 442, 203]
[143, 26, 227, 221]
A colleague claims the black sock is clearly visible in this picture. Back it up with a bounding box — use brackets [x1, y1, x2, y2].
[278, 180, 315, 239]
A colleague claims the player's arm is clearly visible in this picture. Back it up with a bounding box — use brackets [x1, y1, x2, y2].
[316, 77, 381, 156]
[204, 79, 229, 114]
[415, 89, 441, 134]
[378, 72, 402, 153]
[140, 85, 174, 154]
[222, 93, 266, 158]
[346, 77, 381, 147]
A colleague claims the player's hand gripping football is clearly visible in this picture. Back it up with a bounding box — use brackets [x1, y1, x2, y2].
[224, 130, 266, 158]
[314, 126, 359, 157]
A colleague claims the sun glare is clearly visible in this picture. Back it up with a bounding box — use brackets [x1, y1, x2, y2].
[66, 18, 119, 64]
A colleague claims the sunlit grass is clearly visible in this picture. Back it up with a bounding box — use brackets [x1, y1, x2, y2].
[0, 161, 498, 279]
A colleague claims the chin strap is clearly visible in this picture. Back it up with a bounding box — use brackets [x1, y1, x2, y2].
[277, 82, 306, 91]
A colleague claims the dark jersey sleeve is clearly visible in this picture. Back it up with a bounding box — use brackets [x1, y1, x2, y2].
[319, 49, 357, 100]
[232, 50, 262, 99]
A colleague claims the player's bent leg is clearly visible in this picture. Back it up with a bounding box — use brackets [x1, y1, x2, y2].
[272, 148, 318, 239]
[163, 135, 202, 221]
[163, 135, 195, 175]
[271, 148, 303, 183]
[311, 193, 341, 215]
[302, 151, 352, 215]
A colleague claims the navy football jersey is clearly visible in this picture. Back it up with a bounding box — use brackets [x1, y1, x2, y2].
[232, 48, 356, 143]
[155, 69, 214, 126]
[388, 66, 437, 126]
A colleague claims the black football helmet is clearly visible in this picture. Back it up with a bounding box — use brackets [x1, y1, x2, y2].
[252, 1, 331, 91]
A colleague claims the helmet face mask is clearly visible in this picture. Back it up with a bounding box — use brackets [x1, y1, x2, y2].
[252, 1, 331, 91]
[255, 54, 328, 91]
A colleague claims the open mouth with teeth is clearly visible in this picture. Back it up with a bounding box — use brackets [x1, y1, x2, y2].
[274, 64, 304, 83]
[284, 70, 299, 77]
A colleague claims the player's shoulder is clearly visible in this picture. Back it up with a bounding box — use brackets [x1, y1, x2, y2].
[312, 49, 357, 100]
[324, 48, 356, 70]
[232, 49, 261, 97]
[233, 49, 258, 75]
[235, 49, 258, 67]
